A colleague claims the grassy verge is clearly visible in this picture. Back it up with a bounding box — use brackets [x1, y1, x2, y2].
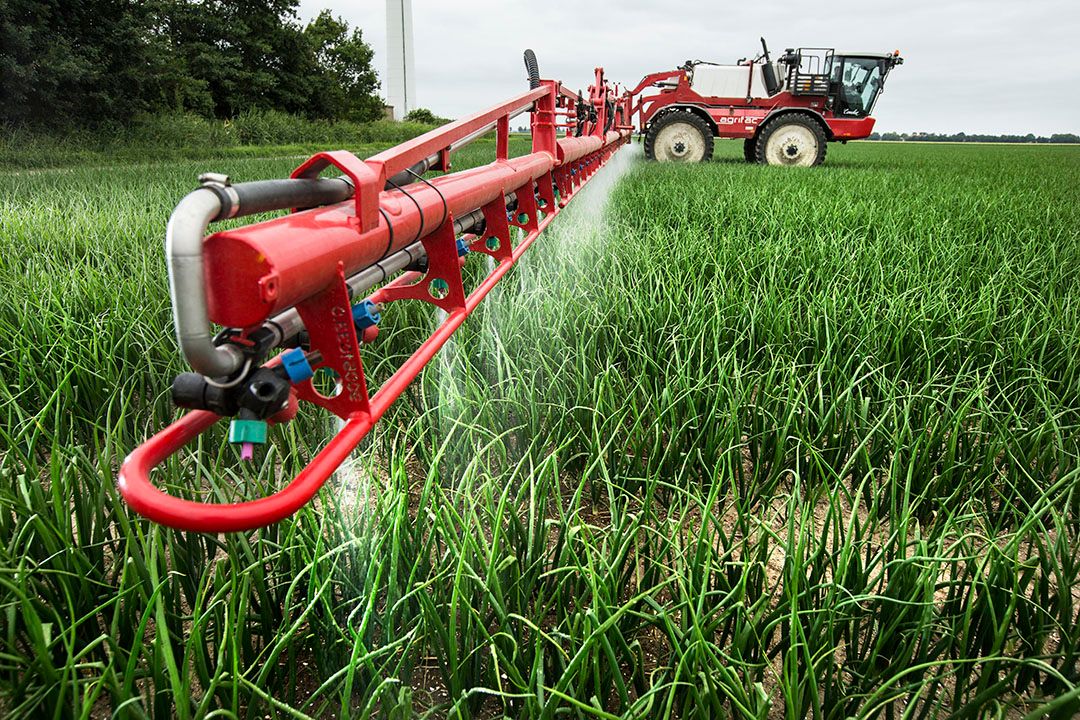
[0, 139, 1078, 718]
[0, 111, 440, 169]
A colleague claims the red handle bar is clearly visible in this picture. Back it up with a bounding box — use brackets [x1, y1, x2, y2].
[117, 409, 374, 533]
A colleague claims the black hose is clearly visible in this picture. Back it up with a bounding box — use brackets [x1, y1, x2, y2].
[576, 92, 586, 137]
[523, 49, 540, 90]
[210, 177, 355, 221]
[385, 158, 433, 189]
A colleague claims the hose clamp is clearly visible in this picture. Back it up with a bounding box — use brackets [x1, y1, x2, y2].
[199, 173, 241, 221]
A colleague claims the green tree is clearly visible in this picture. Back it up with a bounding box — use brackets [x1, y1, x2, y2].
[1, 0, 384, 128]
[167, 0, 309, 118]
[151, 0, 228, 116]
[0, 0, 177, 126]
[304, 10, 382, 122]
[404, 108, 451, 125]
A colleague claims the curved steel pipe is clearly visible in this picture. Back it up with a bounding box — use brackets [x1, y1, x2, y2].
[165, 189, 245, 378]
[167, 177, 358, 377]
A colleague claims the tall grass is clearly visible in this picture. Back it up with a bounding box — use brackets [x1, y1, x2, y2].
[0, 139, 1078, 718]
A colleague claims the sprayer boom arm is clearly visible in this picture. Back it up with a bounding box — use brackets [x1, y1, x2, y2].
[118, 56, 633, 533]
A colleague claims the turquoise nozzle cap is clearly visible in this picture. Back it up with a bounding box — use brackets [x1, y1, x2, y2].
[229, 419, 267, 445]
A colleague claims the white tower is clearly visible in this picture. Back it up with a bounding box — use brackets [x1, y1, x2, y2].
[386, 0, 416, 120]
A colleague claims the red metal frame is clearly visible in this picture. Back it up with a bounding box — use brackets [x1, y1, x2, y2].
[118, 76, 632, 533]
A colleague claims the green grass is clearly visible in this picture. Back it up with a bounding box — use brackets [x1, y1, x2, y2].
[1, 137, 1078, 718]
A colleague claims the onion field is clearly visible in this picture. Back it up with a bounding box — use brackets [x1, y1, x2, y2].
[1, 139, 1079, 718]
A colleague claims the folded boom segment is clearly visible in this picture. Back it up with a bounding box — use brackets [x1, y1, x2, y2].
[118, 55, 633, 532]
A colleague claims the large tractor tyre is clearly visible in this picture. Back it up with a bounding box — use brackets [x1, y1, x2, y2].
[755, 114, 828, 167]
[743, 137, 759, 163]
[644, 111, 714, 163]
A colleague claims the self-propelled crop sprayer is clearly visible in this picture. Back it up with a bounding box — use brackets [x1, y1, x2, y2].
[634, 38, 903, 166]
[117, 52, 633, 532]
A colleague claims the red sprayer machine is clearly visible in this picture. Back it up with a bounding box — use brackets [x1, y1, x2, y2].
[633, 38, 903, 166]
[118, 53, 633, 532]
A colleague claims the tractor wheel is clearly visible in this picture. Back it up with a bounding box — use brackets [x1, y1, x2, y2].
[644, 111, 714, 163]
[743, 138, 758, 163]
[755, 114, 827, 167]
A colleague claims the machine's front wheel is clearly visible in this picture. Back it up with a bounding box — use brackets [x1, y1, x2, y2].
[756, 114, 827, 167]
[743, 138, 759, 163]
[644, 111, 714, 163]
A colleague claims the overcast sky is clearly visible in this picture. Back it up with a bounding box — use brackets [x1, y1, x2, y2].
[298, 0, 1079, 136]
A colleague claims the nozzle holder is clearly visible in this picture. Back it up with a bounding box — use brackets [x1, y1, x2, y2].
[352, 299, 381, 331]
[281, 348, 315, 384]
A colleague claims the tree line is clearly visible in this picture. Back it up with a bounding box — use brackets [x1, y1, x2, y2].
[869, 132, 1080, 144]
[0, 0, 383, 129]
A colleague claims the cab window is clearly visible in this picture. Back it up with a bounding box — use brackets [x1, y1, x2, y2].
[837, 58, 884, 116]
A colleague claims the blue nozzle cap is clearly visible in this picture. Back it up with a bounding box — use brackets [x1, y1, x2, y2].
[281, 347, 314, 384]
[456, 237, 470, 257]
[352, 299, 381, 331]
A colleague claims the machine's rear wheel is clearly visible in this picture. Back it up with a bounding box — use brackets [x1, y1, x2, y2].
[756, 114, 827, 167]
[743, 138, 758, 163]
[644, 111, 714, 163]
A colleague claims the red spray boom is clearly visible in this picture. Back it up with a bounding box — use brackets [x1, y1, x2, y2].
[118, 53, 633, 532]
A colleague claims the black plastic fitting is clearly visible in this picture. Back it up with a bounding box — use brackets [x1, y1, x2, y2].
[172, 366, 291, 420]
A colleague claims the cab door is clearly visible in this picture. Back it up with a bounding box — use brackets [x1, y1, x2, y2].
[832, 57, 885, 118]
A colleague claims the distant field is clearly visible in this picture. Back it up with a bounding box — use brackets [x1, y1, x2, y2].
[1, 139, 1078, 718]
[867, 140, 1080, 146]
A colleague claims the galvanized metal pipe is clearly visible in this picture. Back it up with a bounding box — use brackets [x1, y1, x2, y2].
[165, 189, 246, 378]
[167, 176, 359, 377]
[260, 203, 493, 347]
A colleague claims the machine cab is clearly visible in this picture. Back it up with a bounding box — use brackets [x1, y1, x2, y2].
[781, 48, 903, 118]
[830, 52, 903, 117]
